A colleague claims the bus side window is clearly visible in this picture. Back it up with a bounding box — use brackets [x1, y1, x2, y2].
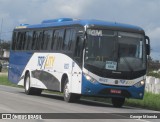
[75, 37, 80, 57]
[37, 31, 43, 50]
[12, 32, 17, 50]
[23, 32, 28, 50]
[21, 32, 26, 50]
[63, 29, 71, 51]
[44, 30, 53, 50]
[74, 36, 84, 64]
[32, 31, 40, 50]
[70, 29, 76, 51]
[53, 29, 64, 51]
[26, 31, 33, 50]
[31, 31, 36, 50]
[54, 30, 59, 50]
[16, 32, 23, 50]
[35, 31, 43, 50]
[56, 29, 65, 50]
[47, 30, 54, 51]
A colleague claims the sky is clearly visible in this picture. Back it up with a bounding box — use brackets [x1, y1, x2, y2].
[0, 0, 160, 60]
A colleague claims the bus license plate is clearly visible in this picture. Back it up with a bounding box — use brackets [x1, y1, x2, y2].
[110, 89, 121, 94]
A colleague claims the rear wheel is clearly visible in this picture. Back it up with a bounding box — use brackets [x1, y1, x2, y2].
[24, 73, 42, 95]
[63, 78, 80, 102]
[112, 97, 125, 108]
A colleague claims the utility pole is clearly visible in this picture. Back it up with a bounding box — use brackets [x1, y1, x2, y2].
[0, 18, 3, 57]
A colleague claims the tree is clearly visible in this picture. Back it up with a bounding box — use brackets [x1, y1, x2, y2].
[0, 41, 11, 50]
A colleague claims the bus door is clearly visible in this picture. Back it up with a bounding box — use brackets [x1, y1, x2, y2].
[71, 36, 84, 94]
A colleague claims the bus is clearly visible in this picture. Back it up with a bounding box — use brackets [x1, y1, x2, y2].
[8, 18, 150, 107]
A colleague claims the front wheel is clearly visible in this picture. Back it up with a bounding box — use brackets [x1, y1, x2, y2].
[112, 97, 125, 108]
[24, 73, 42, 95]
[63, 78, 80, 102]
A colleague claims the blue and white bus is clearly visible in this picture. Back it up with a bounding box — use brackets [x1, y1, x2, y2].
[8, 18, 150, 107]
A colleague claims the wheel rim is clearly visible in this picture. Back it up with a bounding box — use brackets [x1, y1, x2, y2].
[25, 77, 30, 91]
[64, 82, 69, 98]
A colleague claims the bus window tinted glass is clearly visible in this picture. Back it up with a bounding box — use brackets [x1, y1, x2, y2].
[12, 32, 17, 50]
[63, 29, 71, 50]
[43, 30, 53, 50]
[26, 31, 33, 50]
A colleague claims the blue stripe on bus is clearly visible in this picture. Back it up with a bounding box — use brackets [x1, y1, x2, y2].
[8, 51, 33, 84]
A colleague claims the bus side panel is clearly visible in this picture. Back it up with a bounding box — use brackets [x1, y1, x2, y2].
[70, 61, 82, 94]
[16, 52, 82, 93]
[8, 51, 33, 84]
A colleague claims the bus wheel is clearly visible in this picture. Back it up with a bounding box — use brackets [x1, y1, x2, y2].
[112, 97, 125, 108]
[25, 73, 33, 95]
[24, 73, 42, 95]
[63, 78, 80, 102]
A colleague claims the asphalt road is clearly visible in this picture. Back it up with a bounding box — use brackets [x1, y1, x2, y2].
[0, 85, 159, 122]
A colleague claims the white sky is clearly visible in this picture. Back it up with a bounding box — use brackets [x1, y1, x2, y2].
[0, 0, 160, 60]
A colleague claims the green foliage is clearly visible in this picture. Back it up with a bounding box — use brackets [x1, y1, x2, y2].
[125, 92, 160, 111]
[0, 41, 11, 50]
[147, 72, 160, 78]
[0, 75, 18, 87]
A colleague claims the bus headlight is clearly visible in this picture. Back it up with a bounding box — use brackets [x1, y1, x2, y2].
[134, 80, 145, 88]
[84, 73, 96, 83]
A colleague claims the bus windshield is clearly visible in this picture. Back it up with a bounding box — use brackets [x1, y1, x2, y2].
[85, 30, 146, 72]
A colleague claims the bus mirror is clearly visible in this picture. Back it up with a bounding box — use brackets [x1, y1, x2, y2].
[146, 44, 150, 55]
[145, 36, 150, 55]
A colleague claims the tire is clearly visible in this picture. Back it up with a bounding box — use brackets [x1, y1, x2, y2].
[112, 97, 125, 108]
[24, 73, 42, 95]
[63, 78, 80, 102]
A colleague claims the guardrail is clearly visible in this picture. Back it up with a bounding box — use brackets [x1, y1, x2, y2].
[146, 76, 160, 94]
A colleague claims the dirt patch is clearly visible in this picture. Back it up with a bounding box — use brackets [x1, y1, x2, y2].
[0, 72, 8, 76]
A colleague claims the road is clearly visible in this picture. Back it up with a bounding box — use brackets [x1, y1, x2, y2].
[0, 85, 159, 122]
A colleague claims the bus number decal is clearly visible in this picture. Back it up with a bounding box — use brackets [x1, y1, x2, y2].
[64, 64, 69, 69]
[105, 61, 117, 70]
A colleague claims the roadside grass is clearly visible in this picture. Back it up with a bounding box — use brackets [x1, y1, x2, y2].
[82, 93, 160, 111]
[0, 74, 160, 111]
[125, 92, 160, 111]
[147, 72, 160, 78]
[0, 75, 17, 87]
[0, 73, 22, 88]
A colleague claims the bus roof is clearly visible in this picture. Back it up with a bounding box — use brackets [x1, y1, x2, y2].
[15, 18, 144, 33]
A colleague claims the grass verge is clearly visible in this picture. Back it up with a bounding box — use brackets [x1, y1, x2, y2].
[0, 74, 160, 111]
[125, 92, 160, 111]
[0, 73, 21, 87]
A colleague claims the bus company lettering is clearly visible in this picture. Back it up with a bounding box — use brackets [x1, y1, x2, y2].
[45, 56, 55, 68]
[38, 56, 45, 67]
[87, 29, 102, 36]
